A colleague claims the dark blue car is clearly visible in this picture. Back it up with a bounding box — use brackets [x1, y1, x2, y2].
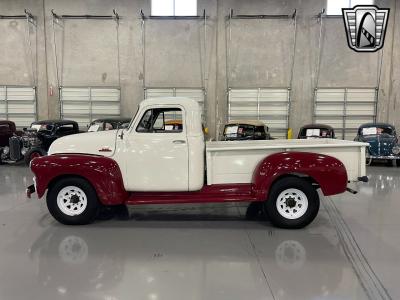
[355, 123, 400, 166]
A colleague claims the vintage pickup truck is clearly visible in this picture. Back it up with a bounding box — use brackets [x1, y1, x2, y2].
[27, 97, 369, 228]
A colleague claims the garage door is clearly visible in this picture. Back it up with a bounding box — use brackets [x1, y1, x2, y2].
[0, 86, 37, 127]
[60, 87, 121, 127]
[228, 88, 290, 139]
[145, 88, 206, 121]
[314, 88, 377, 140]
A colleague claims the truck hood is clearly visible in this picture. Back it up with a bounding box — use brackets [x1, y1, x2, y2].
[48, 130, 120, 157]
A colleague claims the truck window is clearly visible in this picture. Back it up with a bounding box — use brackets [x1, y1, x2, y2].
[136, 108, 183, 133]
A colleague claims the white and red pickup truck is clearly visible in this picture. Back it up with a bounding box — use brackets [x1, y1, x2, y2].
[27, 97, 369, 228]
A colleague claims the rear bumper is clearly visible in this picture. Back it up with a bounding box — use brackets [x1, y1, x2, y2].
[346, 176, 369, 194]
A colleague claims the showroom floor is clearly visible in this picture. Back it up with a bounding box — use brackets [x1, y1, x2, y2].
[0, 164, 398, 300]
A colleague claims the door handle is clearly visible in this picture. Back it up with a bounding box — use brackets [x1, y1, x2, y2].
[173, 140, 186, 144]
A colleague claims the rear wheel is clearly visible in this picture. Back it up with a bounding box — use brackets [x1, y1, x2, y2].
[396, 159, 400, 167]
[47, 177, 99, 225]
[265, 177, 320, 229]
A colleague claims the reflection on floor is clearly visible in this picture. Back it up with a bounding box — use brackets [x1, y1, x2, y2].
[0, 164, 399, 299]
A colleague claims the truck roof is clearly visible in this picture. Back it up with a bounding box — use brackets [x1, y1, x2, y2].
[225, 120, 266, 127]
[140, 97, 202, 112]
[32, 119, 78, 126]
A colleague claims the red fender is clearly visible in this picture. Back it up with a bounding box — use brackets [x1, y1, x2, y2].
[30, 154, 128, 205]
[252, 151, 348, 200]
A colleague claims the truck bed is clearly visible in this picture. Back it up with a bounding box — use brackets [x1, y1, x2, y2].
[206, 139, 368, 185]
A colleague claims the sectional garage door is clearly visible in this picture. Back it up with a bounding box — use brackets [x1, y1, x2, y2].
[60, 87, 121, 127]
[228, 88, 290, 139]
[0, 86, 37, 127]
[313, 88, 377, 140]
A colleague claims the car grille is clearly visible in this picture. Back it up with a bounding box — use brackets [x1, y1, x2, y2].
[9, 137, 21, 161]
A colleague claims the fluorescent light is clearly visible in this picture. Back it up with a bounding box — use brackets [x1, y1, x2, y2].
[151, 0, 174, 16]
[151, 0, 197, 16]
[326, 0, 349, 15]
[175, 0, 197, 16]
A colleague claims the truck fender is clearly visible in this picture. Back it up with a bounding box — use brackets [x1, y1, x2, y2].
[252, 151, 348, 200]
[30, 154, 128, 205]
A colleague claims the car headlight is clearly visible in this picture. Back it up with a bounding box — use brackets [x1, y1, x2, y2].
[2, 146, 9, 155]
[393, 146, 400, 155]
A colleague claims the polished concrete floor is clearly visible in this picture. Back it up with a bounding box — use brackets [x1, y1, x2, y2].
[0, 164, 399, 300]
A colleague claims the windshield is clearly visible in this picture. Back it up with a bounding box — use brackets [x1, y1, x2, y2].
[0, 124, 11, 132]
[301, 128, 332, 138]
[88, 122, 102, 132]
[31, 124, 53, 132]
[361, 126, 394, 136]
[224, 124, 255, 138]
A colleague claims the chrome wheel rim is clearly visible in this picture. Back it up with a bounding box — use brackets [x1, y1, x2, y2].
[276, 188, 308, 220]
[57, 186, 87, 216]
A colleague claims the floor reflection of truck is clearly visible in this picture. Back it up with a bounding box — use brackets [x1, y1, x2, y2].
[26, 224, 346, 300]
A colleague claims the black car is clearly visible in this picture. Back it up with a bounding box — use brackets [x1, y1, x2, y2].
[222, 120, 272, 141]
[298, 124, 335, 139]
[354, 122, 400, 166]
[0, 120, 80, 165]
[87, 117, 131, 132]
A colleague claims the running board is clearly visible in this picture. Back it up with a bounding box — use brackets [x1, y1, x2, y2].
[125, 183, 257, 205]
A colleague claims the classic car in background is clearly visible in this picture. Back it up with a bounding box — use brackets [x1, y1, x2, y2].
[0, 120, 22, 148]
[1, 120, 80, 165]
[354, 122, 400, 166]
[164, 119, 183, 131]
[0, 121, 23, 164]
[222, 120, 272, 141]
[298, 124, 335, 139]
[87, 118, 131, 132]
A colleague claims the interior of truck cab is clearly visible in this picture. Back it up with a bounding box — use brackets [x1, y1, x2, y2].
[136, 108, 183, 133]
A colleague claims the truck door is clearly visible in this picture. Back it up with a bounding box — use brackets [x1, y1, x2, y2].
[123, 106, 189, 191]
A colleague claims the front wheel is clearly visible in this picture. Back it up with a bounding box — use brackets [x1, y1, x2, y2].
[265, 177, 320, 229]
[24, 148, 46, 165]
[47, 177, 99, 225]
[396, 159, 400, 167]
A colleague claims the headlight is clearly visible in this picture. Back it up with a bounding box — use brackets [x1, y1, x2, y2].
[21, 148, 27, 156]
[393, 146, 400, 155]
[2, 146, 9, 155]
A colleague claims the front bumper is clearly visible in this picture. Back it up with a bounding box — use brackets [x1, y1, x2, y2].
[26, 184, 35, 198]
[366, 154, 400, 160]
[26, 177, 37, 198]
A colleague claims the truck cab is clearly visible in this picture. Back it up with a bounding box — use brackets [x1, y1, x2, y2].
[114, 98, 204, 191]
